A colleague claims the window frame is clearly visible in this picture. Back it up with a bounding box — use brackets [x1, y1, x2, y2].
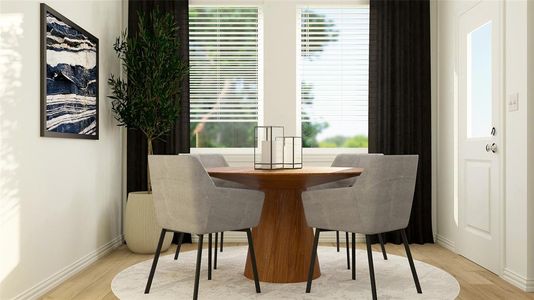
[189, 0, 370, 154]
[188, 4, 264, 149]
[296, 3, 370, 151]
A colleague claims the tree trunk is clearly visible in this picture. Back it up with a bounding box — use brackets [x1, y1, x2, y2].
[147, 137, 153, 192]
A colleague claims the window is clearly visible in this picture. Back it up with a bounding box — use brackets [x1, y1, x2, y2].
[467, 22, 492, 138]
[189, 7, 262, 148]
[298, 7, 369, 148]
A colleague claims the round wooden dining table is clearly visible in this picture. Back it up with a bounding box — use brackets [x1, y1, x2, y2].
[207, 167, 363, 283]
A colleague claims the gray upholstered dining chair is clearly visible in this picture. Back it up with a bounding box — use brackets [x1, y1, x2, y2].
[146, 155, 264, 300]
[312, 154, 388, 270]
[192, 154, 248, 189]
[172, 154, 248, 270]
[302, 155, 422, 300]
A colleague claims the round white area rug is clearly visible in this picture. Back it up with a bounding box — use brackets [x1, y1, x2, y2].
[112, 246, 459, 299]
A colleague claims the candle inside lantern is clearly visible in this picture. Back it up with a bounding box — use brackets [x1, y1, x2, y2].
[254, 126, 285, 169]
[284, 140, 293, 164]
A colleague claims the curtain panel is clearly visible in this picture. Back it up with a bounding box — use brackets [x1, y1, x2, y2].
[368, 0, 433, 244]
[127, 0, 191, 243]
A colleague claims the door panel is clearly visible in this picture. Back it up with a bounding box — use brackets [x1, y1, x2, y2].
[458, 0, 502, 274]
[464, 160, 491, 234]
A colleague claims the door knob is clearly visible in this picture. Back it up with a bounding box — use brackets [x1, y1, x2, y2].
[485, 143, 497, 153]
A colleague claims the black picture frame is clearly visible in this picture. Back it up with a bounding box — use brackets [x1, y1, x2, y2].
[40, 3, 99, 140]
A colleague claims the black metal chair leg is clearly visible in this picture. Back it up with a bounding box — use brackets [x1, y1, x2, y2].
[401, 229, 422, 293]
[336, 231, 340, 252]
[193, 234, 203, 300]
[174, 232, 184, 260]
[345, 232, 350, 269]
[366, 235, 377, 300]
[214, 232, 218, 269]
[246, 229, 261, 293]
[220, 232, 224, 252]
[378, 233, 388, 260]
[208, 233, 212, 280]
[351, 232, 356, 280]
[145, 229, 167, 294]
[306, 229, 321, 293]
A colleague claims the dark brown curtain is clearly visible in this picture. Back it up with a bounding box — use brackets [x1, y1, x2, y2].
[368, 0, 433, 244]
[127, 0, 191, 243]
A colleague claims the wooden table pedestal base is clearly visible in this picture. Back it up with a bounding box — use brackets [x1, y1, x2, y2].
[244, 189, 320, 283]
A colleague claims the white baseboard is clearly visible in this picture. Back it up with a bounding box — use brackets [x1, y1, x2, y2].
[434, 236, 534, 292]
[12, 235, 124, 300]
[502, 268, 534, 292]
[191, 231, 366, 243]
[435, 234, 456, 253]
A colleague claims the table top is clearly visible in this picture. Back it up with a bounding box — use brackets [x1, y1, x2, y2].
[207, 166, 363, 190]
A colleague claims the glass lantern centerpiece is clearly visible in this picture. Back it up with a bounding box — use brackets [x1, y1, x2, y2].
[254, 126, 284, 169]
[280, 136, 303, 169]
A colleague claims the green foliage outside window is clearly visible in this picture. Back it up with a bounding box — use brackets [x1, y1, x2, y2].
[318, 135, 368, 148]
[191, 122, 256, 148]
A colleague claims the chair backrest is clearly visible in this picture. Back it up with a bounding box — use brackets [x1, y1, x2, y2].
[331, 153, 384, 168]
[351, 155, 418, 234]
[330, 153, 384, 186]
[148, 155, 215, 233]
[192, 154, 229, 168]
[192, 154, 237, 187]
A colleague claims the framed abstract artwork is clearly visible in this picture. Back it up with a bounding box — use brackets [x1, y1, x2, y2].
[40, 4, 99, 139]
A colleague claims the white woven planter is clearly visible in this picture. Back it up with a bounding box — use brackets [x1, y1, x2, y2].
[124, 192, 173, 254]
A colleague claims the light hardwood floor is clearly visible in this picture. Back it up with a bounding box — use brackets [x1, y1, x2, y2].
[42, 242, 534, 300]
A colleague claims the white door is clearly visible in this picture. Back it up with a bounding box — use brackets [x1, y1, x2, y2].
[458, 0, 502, 274]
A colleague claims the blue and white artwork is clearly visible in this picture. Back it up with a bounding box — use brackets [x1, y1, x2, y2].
[42, 5, 98, 139]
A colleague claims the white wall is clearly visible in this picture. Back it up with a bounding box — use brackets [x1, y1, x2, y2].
[0, 1, 124, 298]
[435, 0, 534, 291]
[435, 0, 473, 253]
[503, 0, 530, 288]
[528, 0, 534, 286]
[262, 0, 298, 135]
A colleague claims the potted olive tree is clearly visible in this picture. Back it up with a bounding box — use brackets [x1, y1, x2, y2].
[108, 10, 188, 253]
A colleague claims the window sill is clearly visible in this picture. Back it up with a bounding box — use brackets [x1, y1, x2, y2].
[190, 148, 368, 164]
[190, 147, 368, 155]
